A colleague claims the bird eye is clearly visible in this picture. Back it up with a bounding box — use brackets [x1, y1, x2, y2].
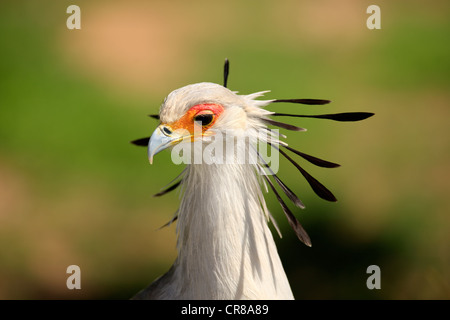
[193, 113, 214, 126]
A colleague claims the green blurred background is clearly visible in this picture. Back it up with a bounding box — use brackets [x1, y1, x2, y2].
[0, 0, 449, 299]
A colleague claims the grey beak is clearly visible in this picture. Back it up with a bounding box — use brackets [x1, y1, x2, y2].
[148, 125, 184, 164]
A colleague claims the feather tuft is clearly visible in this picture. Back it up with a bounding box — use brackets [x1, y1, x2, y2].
[262, 174, 311, 247]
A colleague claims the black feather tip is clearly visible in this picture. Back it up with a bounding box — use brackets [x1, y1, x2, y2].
[223, 58, 230, 88]
[272, 112, 374, 122]
[148, 114, 160, 120]
[272, 99, 331, 105]
[263, 118, 307, 132]
[131, 137, 150, 147]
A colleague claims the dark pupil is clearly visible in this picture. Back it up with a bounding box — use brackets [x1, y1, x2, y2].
[163, 127, 172, 135]
[194, 114, 214, 126]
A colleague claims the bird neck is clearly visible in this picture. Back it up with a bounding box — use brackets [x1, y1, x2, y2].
[171, 162, 294, 299]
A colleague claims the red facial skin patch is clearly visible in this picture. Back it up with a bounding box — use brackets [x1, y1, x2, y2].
[166, 104, 224, 137]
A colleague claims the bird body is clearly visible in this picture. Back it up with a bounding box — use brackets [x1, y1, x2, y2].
[132, 61, 373, 300]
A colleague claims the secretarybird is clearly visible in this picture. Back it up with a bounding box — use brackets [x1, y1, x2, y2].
[131, 60, 373, 299]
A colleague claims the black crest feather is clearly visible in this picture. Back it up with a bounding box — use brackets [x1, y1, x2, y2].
[272, 99, 331, 105]
[262, 118, 307, 132]
[131, 137, 150, 146]
[148, 114, 160, 120]
[153, 180, 182, 197]
[272, 112, 374, 122]
[223, 58, 230, 88]
[263, 174, 311, 247]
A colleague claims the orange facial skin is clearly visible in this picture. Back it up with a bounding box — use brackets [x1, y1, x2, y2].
[164, 104, 224, 140]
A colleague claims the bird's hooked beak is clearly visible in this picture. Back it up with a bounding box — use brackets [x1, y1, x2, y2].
[148, 125, 185, 164]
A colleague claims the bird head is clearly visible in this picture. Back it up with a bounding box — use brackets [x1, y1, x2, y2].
[147, 82, 273, 164]
[131, 59, 374, 246]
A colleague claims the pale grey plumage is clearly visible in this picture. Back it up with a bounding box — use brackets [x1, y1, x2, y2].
[134, 82, 294, 299]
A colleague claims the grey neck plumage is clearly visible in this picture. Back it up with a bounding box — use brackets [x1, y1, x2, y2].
[134, 160, 294, 300]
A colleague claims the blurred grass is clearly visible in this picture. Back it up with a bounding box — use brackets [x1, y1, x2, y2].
[0, 0, 449, 299]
